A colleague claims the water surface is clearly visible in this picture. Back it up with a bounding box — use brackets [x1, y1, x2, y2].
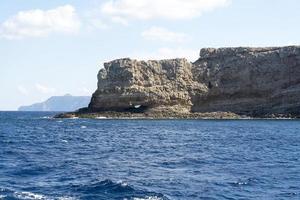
[0, 112, 299, 199]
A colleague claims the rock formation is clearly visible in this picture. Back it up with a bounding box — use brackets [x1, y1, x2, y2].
[87, 45, 300, 118]
[89, 58, 205, 113]
[192, 46, 300, 116]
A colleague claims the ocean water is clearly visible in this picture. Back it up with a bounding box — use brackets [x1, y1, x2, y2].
[0, 112, 299, 200]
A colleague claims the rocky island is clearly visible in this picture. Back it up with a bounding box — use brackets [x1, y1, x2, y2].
[19, 94, 91, 112]
[56, 45, 300, 119]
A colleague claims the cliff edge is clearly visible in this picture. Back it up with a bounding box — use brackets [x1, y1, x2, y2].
[58, 45, 300, 119]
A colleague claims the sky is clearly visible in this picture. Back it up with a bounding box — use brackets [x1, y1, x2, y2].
[1, 0, 300, 110]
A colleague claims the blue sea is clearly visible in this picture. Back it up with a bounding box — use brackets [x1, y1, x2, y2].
[0, 112, 299, 200]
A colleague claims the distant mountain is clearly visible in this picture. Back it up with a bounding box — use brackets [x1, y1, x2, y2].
[18, 94, 91, 112]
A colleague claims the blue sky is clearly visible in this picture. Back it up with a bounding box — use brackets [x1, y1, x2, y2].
[1, 0, 300, 110]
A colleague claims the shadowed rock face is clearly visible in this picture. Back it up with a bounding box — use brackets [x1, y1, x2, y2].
[89, 46, 300, 117]
[192, 46, 300, 116]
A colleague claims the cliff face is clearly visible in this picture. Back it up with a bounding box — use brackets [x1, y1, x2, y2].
[89, 46, 300, 117]
[89, 58, 205, 113]
[192, 46, 300, 116]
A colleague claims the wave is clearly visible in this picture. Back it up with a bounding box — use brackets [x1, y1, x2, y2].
[0, 180, 168, 200]
[132, 197, 165, 200]
[229, 178, 256, 187]
[95, 116, 107, 119]
[41, 116, 52, 119]
[0, 188, 44, 200]
[0, 187, 76, 200]
[14, 191, 46, 200]
[70, 179, 169, 200]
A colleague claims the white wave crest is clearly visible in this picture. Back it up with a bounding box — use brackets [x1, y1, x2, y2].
[57, 197, 77, 200]
[41, 116, 51, 119]
[95, 116, 107, 119]
[0, 195, 7, 199]
[132, 196, 163, 200]
[13, 191, 76, 200]
[14, 191, 46, 200]
[117, 180, 128, 187]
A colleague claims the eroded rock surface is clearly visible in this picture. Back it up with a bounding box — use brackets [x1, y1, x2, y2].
[89, 58, 205, 113]
[192, 46, 300, 116]
[88, 46, 300, 117]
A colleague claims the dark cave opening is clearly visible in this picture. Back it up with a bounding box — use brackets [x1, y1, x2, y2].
[124, 105, 149, 113]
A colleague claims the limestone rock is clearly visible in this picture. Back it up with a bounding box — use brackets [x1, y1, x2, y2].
[89, 58, 205, 113]
[88, 46, 300, 117]
[192, 46, 300, 116]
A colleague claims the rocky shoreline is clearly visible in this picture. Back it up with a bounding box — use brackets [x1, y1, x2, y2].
[54, 110, 242, 119]
[54, 109, 298, 119]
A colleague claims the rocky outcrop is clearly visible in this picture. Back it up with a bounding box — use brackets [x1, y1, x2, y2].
[192, 46, 300, 117]
[89, 58, 206, 113]
[87, 45, 300, 118]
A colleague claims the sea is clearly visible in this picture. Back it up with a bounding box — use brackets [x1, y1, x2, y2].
[0, 111, 299, 200]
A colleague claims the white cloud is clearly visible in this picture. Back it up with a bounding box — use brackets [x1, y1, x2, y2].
[0, 5, 80, 39]
[130, 47, 199, 62]
[35, 83, 56, 94]
[83, 8, 110, 31]
[111, 16, 129, 26]
[101, 0, 231, 22]
[17, 85, 29, 95]
[87, 18, 109, 30]
[142, 26, 188, 43]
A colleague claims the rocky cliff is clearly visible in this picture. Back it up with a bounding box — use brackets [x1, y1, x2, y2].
[88, 46, 300, 118]
[89, 58, 206, 113]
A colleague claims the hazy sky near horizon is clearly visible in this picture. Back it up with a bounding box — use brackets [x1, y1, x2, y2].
[1, 0, 300, 110]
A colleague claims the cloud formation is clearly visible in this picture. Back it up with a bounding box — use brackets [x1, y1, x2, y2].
[142, 26, 188, 43]
[0, 5, 80, 39]
[102, 0, 231, 22]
